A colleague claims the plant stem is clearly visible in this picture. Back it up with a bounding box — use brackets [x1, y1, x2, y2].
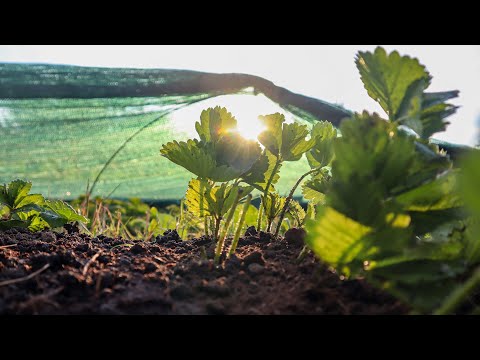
[204, 216, 209, 237]
[296, 245, 310, 264]
[215, 189, 243, 265]
[274, 168, 320, 238]
[434, 266, 480, 315]
[256, 200, 264, 231]
[213, 216, 221, 243]
[257, 157, 282, 231]
[228, 194, 252, 259]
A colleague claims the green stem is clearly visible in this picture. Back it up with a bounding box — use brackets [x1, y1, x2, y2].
[228, 194, 252, 259]
[204, 216, 209, 237]
[296, 245, 310, 264]
[213, 216, 221, 242]
[257, 157, 282, 231]
[179, 198, 185, 239]
[214, 189, 243, 264]
[434, 266, 480, 315]
[256, 200, 264, 231]
[274, 167, 320, 238]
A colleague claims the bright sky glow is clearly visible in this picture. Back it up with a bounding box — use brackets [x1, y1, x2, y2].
[1, 45, 478, 145]
[170, 93, 284, 140]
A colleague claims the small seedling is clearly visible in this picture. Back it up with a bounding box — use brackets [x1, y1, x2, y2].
[0, 179, 89, 232]
[161, 107, 266, 263]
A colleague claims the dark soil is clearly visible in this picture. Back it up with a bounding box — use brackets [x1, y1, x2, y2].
[0, 227, 409, 315]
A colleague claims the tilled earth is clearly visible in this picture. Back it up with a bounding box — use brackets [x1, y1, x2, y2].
[0, 228, 408, 315]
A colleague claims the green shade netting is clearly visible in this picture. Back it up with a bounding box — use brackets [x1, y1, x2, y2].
[0, 63, 466, 201]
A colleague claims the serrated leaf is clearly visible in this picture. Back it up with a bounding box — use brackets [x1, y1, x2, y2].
[306, 121, 337, 168]
[306, 202, 316, 221]
[44, 200, 89, 224]
[185, 179, 252, 219]
[185, 178, 216, 218]
[241, 150, 282, 191]
[15, 211, 50, 231]
[15, 194, 45, 210]
[396, 78, 426, 136]
[258, 113, 285, 155]
[286, 199, 306, 227]
[420, 91, 459, 139]
[0, 219, 28, 230]
[331, 112, 417, 225]
[26, 214, 51, 232]
[302, 168, 331, 205]
[356, 47, 430, 120]
[262, 192, 286, 224]
[281, 122, 315, 161]
[160, 139, 239, 182]
[0, 179, 33, 209]
[395, 170, 462, 211]
[195, 106, 237, 143]
[215, 132, 262, 174]
[305, 206, 372, 275]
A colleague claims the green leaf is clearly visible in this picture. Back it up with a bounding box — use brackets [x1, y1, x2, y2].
[281, 122, 315, 161]
[460, 150, 480, 214]
[241, 150, 282, 192]
[395, 170, 463, 211]
[302, 168, 331, 205]
[305, 206, 372, 276]
[465, 219, 480, 265]
[419, 91, 459, 139]
[160, 139, 239, 182]
[258, 113, 285, 156]
[195, 106, 237, 143]
[215, 132, 262, 174]
[44, 200, 89, 224]
[306, 202, 316, 222]
[185, 178, 216, 218]
[258, 114, 314, 161]
[0, 219, 28, 230]
[26, 214, 51, 232]
[460, 151, 480, 265]
[356, 47, 430, 120]
[148, 213, 177, 236]
[185, 179, 252, 219]
[306, 121, 337, 168]
[409, 208, 467, 236]
[286, 199, 306, 227]
[14, 211, 50, 231]
[395, 78, 426, 136]
[15, 194, 45, 210]
[0, 179, 33, 209]
[330, 112, 416, 225]
[262, 192, 286, 224]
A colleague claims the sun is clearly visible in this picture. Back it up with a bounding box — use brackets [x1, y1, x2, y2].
[235, 114, 266, 141]
[169, 92, 287, 141]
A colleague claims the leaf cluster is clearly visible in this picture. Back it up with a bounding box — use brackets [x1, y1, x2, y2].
[0, 179, 89, 232]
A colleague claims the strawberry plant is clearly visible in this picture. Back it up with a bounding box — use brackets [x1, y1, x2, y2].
[273, 121, 337, 237]
[0, 179, 89, 231]
[254, 113, 315, 231]
[305, 47, 480, 313]
[161, 107, 266, 263]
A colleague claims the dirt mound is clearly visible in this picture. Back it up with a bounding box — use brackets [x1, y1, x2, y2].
[0, 228, 408, 315]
